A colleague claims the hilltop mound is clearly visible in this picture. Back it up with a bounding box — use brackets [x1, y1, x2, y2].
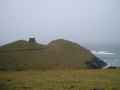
[0, 39, 107, 70]
[0, 40, 46, 50]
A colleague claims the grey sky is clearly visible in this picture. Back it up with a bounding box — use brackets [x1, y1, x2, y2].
[0, 0, 120, 45]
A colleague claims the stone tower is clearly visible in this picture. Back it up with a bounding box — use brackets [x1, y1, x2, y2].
[29, 37, 36, 43]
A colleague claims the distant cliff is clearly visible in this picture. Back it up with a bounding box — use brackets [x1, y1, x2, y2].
[0, 38, 107, 70]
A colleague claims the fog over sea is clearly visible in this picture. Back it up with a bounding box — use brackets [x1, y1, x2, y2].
[85, 44, 120, 67]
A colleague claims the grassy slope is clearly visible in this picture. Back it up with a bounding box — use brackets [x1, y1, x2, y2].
[0, 40, 47, 70]
[0, 39, 98, 70]
[0, 70, 119, 90]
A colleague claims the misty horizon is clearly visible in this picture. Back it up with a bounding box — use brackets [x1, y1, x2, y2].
[0, 0, 120, 46]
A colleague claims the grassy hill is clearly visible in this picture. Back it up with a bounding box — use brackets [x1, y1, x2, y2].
[0, 38, 107, 70]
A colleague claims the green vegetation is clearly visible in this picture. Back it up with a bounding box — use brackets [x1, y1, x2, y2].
[0, 39, 119, 90]
[0, 70, 119, 90]
[0, 39, 106, 70]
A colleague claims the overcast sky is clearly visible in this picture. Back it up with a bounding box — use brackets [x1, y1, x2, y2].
[0, 0, 120, 45]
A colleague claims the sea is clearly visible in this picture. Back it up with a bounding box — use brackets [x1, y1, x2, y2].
[84, 44, 120, 67]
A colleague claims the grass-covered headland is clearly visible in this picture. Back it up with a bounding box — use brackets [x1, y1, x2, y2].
[0, 38, 106, 70]
[0, 38, 118, 90]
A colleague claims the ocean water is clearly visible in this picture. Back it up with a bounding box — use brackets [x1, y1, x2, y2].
[85, 44, 120, 67]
